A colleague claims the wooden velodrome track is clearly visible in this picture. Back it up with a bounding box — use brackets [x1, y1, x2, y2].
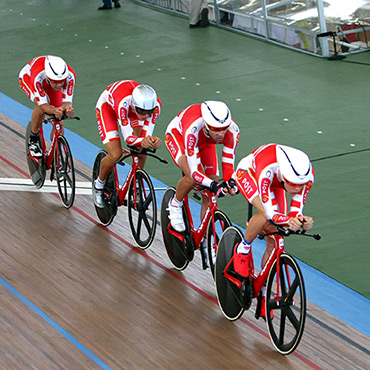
[0, 112, 369, 369]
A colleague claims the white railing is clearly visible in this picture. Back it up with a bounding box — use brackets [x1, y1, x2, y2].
[136, 0, 370, 58]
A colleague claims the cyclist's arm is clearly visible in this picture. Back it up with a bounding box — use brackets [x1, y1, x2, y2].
[287, 182, 314, 230]
[270, 185, 313, 229]
[61, 68, 76, 104]
[140, 105, 162, 149]
[36, 103, 64, 119]
[256, 166, 291, 226]
[184, 126, 213, 188]
[221, 122, 239, 178]
[116, 103, 143, 147]
[61, 102, 74, 117]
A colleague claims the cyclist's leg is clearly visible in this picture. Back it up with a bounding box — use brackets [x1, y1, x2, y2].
[165, 156, 194, 232]
[96, 98, 122, 183]
[174, 155, 195, 200]
[199, 143, 218, 218]
[165, 122, 194, 202]
[234, 168, 270, 276]
[30, 103, 45, 133]
[26, 103, 46, 158]
[98, 141, 122, 182]
[165, 123, 194, 232]
[19, 66, 43, 135]
[259, 186, 287, 266]
[46, 87, 63, 139]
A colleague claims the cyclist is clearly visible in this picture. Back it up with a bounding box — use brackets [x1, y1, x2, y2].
[19, 55, 76, 158]
[93, 80, 162, 208]
[165, 100, 240, 233]
[234, 143, 314, 318]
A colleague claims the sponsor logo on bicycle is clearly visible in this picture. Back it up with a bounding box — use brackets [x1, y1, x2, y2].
[187, 134, 196, 156]
[198, 206, 211, 231]
[261, 177, 270, 203]
[260, 244, 279, 276]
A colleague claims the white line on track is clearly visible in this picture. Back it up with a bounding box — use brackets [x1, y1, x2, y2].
[0, 178, 92, 194]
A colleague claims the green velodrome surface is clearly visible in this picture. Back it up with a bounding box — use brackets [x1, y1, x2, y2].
[1, 0, 370, 298]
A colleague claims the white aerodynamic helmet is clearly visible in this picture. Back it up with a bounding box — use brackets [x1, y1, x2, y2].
[201, 100, 231, 130]
[132, 84, 157, 112]
[276, 145, 313, 185]
[45, 55, 68, 81]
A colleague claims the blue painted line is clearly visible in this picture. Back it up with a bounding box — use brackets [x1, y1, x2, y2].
[0, 277, 112, 370]
[1, 91, 370, 339]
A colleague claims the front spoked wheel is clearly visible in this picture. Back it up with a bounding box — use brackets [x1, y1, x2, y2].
[25, 121, 46, 189]
[207, 210, 231, 277]
[266, 253, 306, 355]
[215, 226, 245, 321]
[160, 187, 190, 271]
[54, 135, 75, 208]
[92, 150, 118, 226]
[127, 169, 157, 249]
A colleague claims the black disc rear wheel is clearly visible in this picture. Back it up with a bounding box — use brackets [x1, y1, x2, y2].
[25, 121, 46, 189]
[160, 187, 190, 270]
[92, 150, 118, 226]
[215, 226, 245, 321]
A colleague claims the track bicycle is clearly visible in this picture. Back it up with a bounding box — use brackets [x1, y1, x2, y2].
[92, 147, 167, 249]
[25, 114, 80, 208]
[160, 186, 231, 274]
[215, 225, 321, 355]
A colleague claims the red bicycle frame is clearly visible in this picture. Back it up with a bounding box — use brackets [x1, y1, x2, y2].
[224, 234, 289, 303]
[36, 120, 62, 170]
[112, 149, 143, 208]
[167, 189, 221, 250]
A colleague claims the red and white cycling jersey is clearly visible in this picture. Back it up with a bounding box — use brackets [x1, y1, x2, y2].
[18, 56, 76, 106]
[95, 80, 161, 147]
[235, 143, 314, 226]
[165, 103, 240, 188]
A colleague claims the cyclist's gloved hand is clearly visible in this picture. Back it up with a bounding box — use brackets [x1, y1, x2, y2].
[210, 181, 227, 198]
[226, 178, 239, 194]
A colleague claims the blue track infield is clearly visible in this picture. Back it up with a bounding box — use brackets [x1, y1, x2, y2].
[1, 91, 369, 339]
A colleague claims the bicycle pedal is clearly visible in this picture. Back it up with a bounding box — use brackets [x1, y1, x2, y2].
[254, 293, 263, 320]
[240, 278, 253, 310]
[50, 168, 55, 182]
